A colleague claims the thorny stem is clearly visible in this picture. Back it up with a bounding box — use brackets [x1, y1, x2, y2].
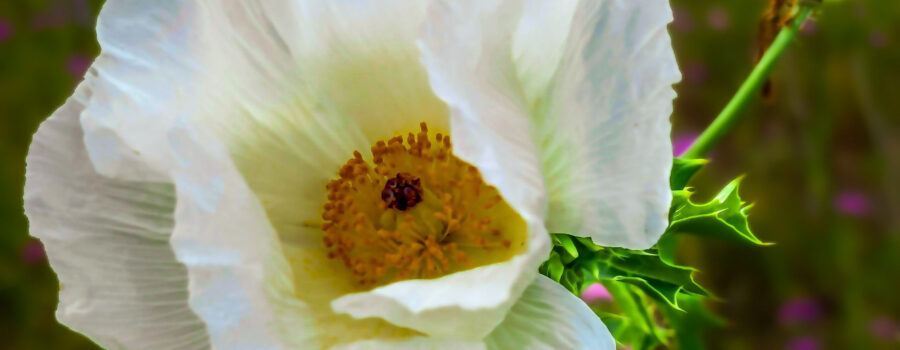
[682, 5, 815, 159]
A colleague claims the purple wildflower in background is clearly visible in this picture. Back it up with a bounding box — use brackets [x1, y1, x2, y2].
[869, 30, 888, 48]
[869, 316, 899, 340]
[834, 190, 871, 217]
[801, 19, 818, 36]
[22, 239, 47, 265]
[706, 6, 731, 31]
[68, 0, 93, 26]
[66, 54, 91, 79]
[787, 336, 821, 350]
[682, 62, 708, 85]
[581, 283, 613, 303]
[31, 0, 92, 29]
[31, 8, 69, 29]
[671, 6, 695, 33]
[779, 297, 822, 325]
[0, 19, 12, 42]
[673, 133, 699, 157]
[852, 3, 867, 19]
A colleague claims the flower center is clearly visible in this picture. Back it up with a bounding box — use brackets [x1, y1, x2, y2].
[321, 122, 526, 287]
[381, 173, 423, 211]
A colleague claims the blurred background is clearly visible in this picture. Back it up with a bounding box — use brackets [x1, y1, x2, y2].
[0, 0, 897, 349]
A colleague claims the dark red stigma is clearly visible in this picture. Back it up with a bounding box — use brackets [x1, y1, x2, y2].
[382, 173, 423, 211]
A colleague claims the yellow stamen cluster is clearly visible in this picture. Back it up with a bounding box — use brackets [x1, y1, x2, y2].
[322, 122, 523, 287]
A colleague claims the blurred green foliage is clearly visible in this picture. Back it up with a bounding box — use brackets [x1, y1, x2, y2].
[1, 1, 104, 349]
[671, 0, 900, 349]
[0, 0, 897, 349]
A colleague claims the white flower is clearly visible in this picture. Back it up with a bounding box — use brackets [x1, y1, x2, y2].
[24, 0, 679, 349]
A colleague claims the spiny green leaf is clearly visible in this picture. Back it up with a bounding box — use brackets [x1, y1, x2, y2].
[541, 164, 766, 350]
[608, 251, 708, 297]
[540, 238, 709, 310]
[656, 234, 682, 269]
[659, 178, 768, 267]
[614, 276, 684, 311]
[666, 177, 769, 246]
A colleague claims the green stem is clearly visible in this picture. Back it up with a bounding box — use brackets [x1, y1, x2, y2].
[682, 6, 814, 159]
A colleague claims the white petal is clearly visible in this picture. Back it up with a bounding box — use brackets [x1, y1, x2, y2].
[193, 0, 551, 343]
[331, 219, 548, 339]
[530, 0, 680, 249]
[192, 0, 498, 344]
[73, 0, 458, 347]
[484, 275, 615, 350]
[328, 0, 550, 340]
[418, 0, 546, 223]
[193, 0, 449, 248]
[166, 122, 300, 349]
[333, 338, 485, 350]
[169, 107, 436, 349]
[72, 0, 572, 347]
[65, 1, 295, 347]
[24, 80, 208, 349]
[512, 0, 579, 106]
[80, 0, 204, 181]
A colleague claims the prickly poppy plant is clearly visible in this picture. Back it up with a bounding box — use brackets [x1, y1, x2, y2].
[23, 0, 817, 349]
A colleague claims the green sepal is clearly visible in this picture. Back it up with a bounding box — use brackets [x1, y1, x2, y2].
[575, 237, 603, 252]
[552, 234, 579, 261]
[540, 237, 709, 310]
[540, 251, 564, 282]
[671, 157, 708, 190]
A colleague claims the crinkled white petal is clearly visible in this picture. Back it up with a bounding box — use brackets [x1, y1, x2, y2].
[81, 0, 203, 182]
[521, 0, 680, 249]
[512, 0, 579, 106]
[418, 0, 547, 224]
[24, 78, 209, 349]
[484, 275, 615, 350]
[331, 219, 548, 340]
[336, 275, 615, 350]
[194, 0, 552, 343]
[333, 338, 486, 350]
[166, 121, 300, 349]
[193, 0, 448, 247]
[42, 0, 649, 347]
[192, 0, 513, 343]
[74, 0, 413, 347]
[63, 0, 298, 348]
[68, 0, 558, 347]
